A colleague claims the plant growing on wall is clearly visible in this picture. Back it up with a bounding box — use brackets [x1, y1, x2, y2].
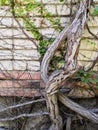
[41, 0, 98, 130]
[0, 0, 98, 130]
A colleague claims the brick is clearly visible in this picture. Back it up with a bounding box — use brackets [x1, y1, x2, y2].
[0, 70, 42, 97]
[60, 17, 71, 27]
[0, 87, 44, 97]
[42, 0, 79, 3]
[27, 61, 40, 71]
[0, 61, 13, 70]
[83, 27, 98, 38]
[31, 17, 42, 27]
[40, 17, 71, 28]
[42, 0, 60, 3]
[14, 17, 41, 28]
[0, 29, 12, 38]
[78, 50, 97, 61]
[44, 5, 56, 15]
[14, 50, 40, 60]
[13, 28, 33, 38]
[0, 18, 13, 27]
[80, 39, 98, 50]
[40, 28, 59, 38]
[0, 80, 40, 88]
[13, 61, 27, 70]
[0, 71, 41, 80]
[13, 18, 24, 27]
[14, 39, 38, 49]
[0, 80, 12, 88]
[0, 50, 12, 59]
[8, 60, 40, 71]
[88, 16, 98, 27]
[0, 40, 12, 49]
[29, 7, 41, 16]
[30, 17, 52, 28]
[0, 6, 12, 16]
[57, 5, 70, 15]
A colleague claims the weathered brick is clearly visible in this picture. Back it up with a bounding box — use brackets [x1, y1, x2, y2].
[83, 27, 98, 38]
[78, 50, 97, 62]
[13, 60, 40, 71]
[0, 6, 12, 16]
[44, 5, 56, 15]
[0, 18, 12, 27]
[0, 80, 40, 88]
[88, 16, 98, 27]
[0, 50, 12, 59]
[57, 5, 70, 15]
[14, 50, 40, 60]
[14, 39, 38, 49]
[13, 28, 33, 38]
[27, 61, 40, 71]
[42, 0, 79, 3]
[40, 28, 59, 38]
[60, 17, 71, 27]
[0, 40, 12, 49]
[0, 61, 13, 70]
[0, 71, 41, 80]
[13, 61, 27, 70]
[42, 0, 60, 3]
[0, 87, 44, 97]
[0, 29, 12, 38]
[80, 39, 98, 50]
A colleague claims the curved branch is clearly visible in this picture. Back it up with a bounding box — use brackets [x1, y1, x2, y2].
[46, 1, 88, 94]
[41, 1, 87, 83]
[86, 23, 98, 40]
[0, 112, 49, 121]
[41, 26, 68, 82]
[59, 93, 98, 124]
[84, 53, 98, 71]
[0, 98, 45, 113]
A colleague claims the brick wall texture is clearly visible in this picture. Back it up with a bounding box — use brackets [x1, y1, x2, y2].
[0, 0, 98, 97]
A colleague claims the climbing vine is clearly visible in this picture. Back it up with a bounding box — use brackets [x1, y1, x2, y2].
[0, 0, 98, 81]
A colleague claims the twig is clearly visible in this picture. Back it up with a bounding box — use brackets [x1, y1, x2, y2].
[86, 23, 98, 40]
[66, 117, 71, 130]
[0, 98, 45, 113]
[0, 112, 49, 121]
[59, 93, 98, 124]
[84, 54, 98, 71]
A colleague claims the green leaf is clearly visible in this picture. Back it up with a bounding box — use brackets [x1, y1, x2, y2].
[92, 6, 98, 15]
[94, 79, 98, 83]
[81, 77, 85, 82]
[0, 0, 6, 5]
[59, 0, 64, 2]
[89, 78, 95, 83]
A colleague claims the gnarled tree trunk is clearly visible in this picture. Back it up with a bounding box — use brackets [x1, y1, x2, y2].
[41, 0, 98, 130]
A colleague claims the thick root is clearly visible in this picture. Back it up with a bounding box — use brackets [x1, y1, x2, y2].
[47, 93, 63, 130]
[59, 93, 98, 124]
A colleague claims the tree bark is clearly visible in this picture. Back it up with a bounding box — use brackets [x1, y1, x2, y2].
[59, 93, 98, 124]
[41, 0, 95, 130]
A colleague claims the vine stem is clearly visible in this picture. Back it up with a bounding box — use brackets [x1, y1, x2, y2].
[41, 1, 94, 130]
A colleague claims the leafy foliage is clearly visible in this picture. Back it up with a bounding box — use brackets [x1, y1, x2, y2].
[92, 6, 98, 15]
[0, 0, 6, 5]
[75, 69, 98, 85]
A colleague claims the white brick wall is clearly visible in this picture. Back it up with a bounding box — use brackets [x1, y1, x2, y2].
[0, 0, 98, 72]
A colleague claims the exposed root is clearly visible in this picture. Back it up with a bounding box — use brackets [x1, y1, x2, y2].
[47, 93, 63, 130]
[59, 93, 98, 124]
[66, 117, 72, 130]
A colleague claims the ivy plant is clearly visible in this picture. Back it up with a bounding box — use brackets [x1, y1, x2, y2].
[92, 6, 98, 15]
